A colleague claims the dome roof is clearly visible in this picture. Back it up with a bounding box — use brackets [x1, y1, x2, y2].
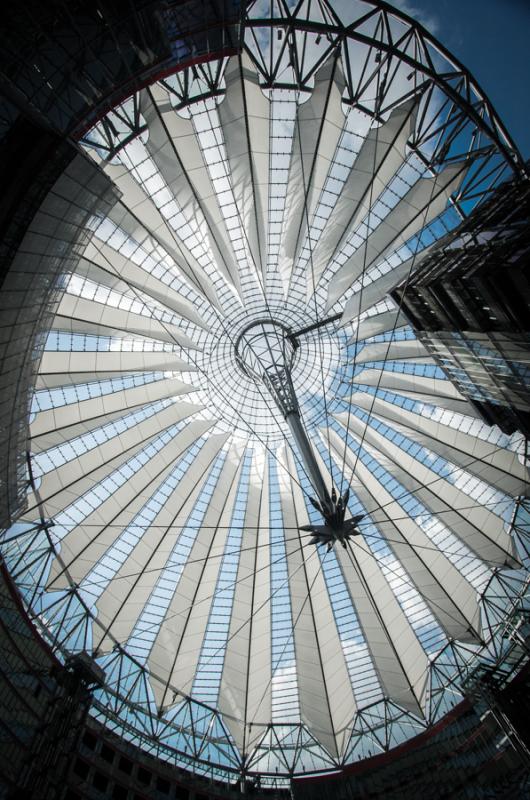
[3, 0, 528, 780]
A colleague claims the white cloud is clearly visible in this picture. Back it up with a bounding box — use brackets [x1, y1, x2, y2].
[389, 0, 440, 35]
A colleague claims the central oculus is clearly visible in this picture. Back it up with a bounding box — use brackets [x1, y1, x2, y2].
[235, 320, 300, 418]
[235, 320, 296, 384]
[235, 319, 363, 550]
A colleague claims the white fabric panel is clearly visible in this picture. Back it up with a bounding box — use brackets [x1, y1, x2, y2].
[219, 448, 271, 753]
[328, 163, 466, 311]
[35, 372, 134, 390]
[38, 350, 194, 379]
[32, 405, 208, 518]
[56, 293, 200, 350]
[325, 428, 481, 640]
[354, 308, 408, 341]
[45, 419, 217, 589]
[310, 98, 418, 292]
[324, 427, 430, 713]
[353, 473, 482, 642]
[278, 57, 346, 292]
[95, 155, 225, 310]
[350, 392, 530, 498]
[149, 440, 246, 710]
[139, 85, 240, 301]
[351, 368, 484, 418]
[280, 446, 356, 758]
[94, 433, 230, 652]
[219, 54, 269, 287]
[50, 313, 193, 348]
[98, 154, 199, 280]
[338, 413, 518, 566]
[339, 245, 435, 324]
[355, 338, 433, 365]
[30, 377, 196, 453]
[81, 240, 208, 329]
[279, 462, 336, 758]
[105, 195, 223, 312]
[102, 156, 178, 241]
[148, 82, 243, 298]
[334, 542, 428, 716]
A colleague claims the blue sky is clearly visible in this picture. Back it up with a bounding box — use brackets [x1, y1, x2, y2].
[389, 0, 530, 159]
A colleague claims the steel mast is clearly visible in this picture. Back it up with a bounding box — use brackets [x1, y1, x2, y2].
[235, 320, 363, 549]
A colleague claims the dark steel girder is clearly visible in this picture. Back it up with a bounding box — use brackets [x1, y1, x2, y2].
[244, 0, 525, 175]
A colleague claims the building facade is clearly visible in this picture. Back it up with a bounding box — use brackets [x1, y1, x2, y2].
[392, 172, 530, 437]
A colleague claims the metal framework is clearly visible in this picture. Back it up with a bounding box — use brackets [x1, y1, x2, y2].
[1, 0, 529, 785]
